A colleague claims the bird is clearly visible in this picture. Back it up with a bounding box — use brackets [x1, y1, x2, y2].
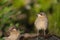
[34, 12, 48, 40]
[3, 27, 20, 40]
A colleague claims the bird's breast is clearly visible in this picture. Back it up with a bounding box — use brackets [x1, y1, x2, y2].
[35, 18, 48, 30]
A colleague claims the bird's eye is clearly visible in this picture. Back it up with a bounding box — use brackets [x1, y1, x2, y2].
[40, 13, 42, 15]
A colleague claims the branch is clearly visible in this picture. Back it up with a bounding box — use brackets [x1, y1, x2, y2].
[20, 33, 39, 38]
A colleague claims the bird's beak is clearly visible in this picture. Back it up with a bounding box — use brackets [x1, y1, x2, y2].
[37, 14, 41, 17]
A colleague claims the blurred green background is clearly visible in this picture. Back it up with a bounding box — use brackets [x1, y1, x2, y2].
[0, 0, 60, 39]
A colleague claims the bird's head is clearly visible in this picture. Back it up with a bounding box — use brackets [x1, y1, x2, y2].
[37, 12, 46, 17]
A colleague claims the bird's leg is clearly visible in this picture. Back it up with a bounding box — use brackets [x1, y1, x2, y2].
[44, 30, 45, 36]
[37, 30, 39, 40]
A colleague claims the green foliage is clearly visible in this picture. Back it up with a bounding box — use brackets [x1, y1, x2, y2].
[0, 0, 8, 5]
[0, 38, 4, 40]
[12, 0, 24, 9]
[48, 3, 60, 36]
[0, 0, 60, 38]
[37, 0, 52, 11]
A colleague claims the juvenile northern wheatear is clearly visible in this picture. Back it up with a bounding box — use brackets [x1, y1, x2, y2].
[34, 12, 48, 39]
[4, 27, 20, 40]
